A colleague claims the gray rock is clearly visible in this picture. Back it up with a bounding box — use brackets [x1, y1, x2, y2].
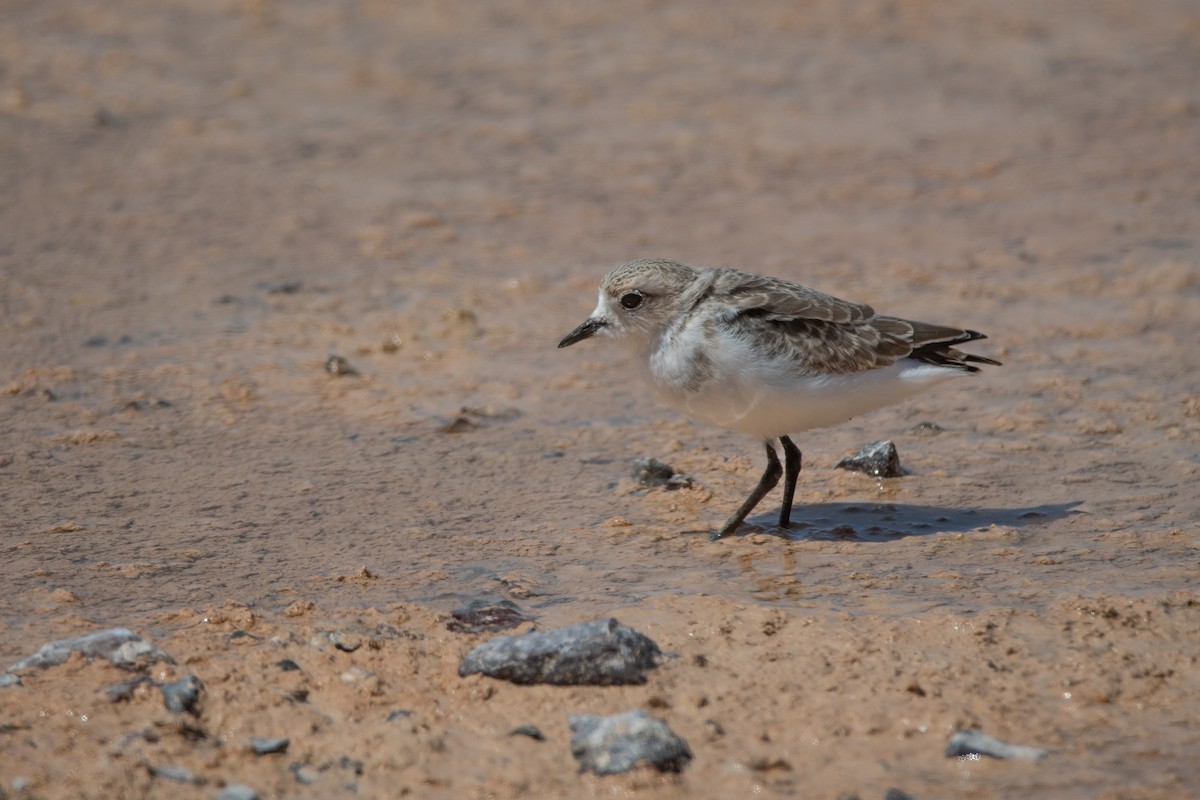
[945, 729, 1047, 760]
[149, 764, 194, 783]
[569, 710, 692, 775]
[632, 457, 693, 490]
[161, 675, 204, 715]
[459, 618, 661, 685]
[289, 763, 319, 784]
[250, 737, 290, 755]
[0, 673, 21, 688]
[885, 790, 918, 800]
[8, 628, 170, 674]
[835, 440, 906, 478]
[217, 785, 259, 800]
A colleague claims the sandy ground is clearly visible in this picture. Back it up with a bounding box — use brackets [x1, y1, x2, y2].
[2, 1, 1199, 798]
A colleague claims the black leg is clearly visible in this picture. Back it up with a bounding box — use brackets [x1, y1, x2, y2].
[714, 440, 782, 540]
[777, 435, 802, 528]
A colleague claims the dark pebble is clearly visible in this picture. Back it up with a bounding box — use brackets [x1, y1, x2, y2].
[447, 599, 532, 634]
[84, 335, 108, 347]
[459, 618, 661, 686]
[569, 710, 692, 776]
[276, 659, 301, 672]
[266, 281, 303, 295]
[835, 440, 906, 478]
[338, 756, 364, 776]
[508, 724, 545, 741]
[945, 729, 1047, 760]
[217, 785, 259, 800]
[885, 790, 917, 800]
[631, 457, 693, 490]
[161, 674, 204, 715]
[325, 355, 358, 376]
[227, 630, 262, 642]
[250, 737, 290, 755]
[387, 709, 414, 721]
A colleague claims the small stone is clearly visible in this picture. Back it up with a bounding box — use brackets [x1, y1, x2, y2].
[509, 724, 545, 741]
[885, 790, 917, 800]
[161, 674, 204, 715]
[217, 785, 259, 800]
[327, 631, 361, 652]
[387, 709, 414, 721]
[909, 421, 944, 436]
[631, 457, 693, 490]
[0, 673, 21, 688]
[8, 628, 170, 674]
[945, 729, 1047, 760]
[149, 764, 194, 783]
[569, 710, 692, 775]
[340, 667, 372, 683]
[325, 355, 358, 376]
[250, 737, 290, 755]
[446, 600, 532, 634]
[459, 618, 661, 686]
[289, 763, 319, 785]
[276, 659, 301, 672]
[104, 675, 153, 703]
[835, 440, 906, 478]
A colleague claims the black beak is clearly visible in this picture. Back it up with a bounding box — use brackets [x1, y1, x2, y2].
[558, 318, 606, 348]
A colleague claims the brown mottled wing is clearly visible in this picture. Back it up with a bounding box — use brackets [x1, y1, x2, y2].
[712, 269, 999, 375]
[710, 269, 875, 324]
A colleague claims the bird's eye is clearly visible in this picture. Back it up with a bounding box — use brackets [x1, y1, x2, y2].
[620, 292, 643, 310]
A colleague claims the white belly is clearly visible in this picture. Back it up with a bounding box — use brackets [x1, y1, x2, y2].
[644, 327, 965, 439]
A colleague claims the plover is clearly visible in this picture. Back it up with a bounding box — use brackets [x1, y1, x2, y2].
[558, 258, 1001, 539]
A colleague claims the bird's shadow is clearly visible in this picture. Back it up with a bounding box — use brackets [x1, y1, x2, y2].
[727, 501, 1082, 542]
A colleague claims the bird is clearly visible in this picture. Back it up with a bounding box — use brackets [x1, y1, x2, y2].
[558, 258, 1001, 539]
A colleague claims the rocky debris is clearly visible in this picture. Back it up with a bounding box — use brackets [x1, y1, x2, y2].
[909, 421, 944, 436]
[446, 600, 533, 634]
[250, 737, 290, 755]
[104, 675, 154, 703]
[161, 675, 204, 715]
[459, 618, 661, 686]
[310, 631, 362, 652]
[324, 355, 358, 376]
[569, 710, 692, 775]
[7, 628, 170, 674]
[217, 785, 260, 800]
[945, 728, 1047, 761]
[289, 763, 319, 784]
[441, 405, 522, 434]
[148, 764, 194, 783]
[632, 457, 693, 489]
[508, 724, 545, 741]
[835, 440, 906, 478]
